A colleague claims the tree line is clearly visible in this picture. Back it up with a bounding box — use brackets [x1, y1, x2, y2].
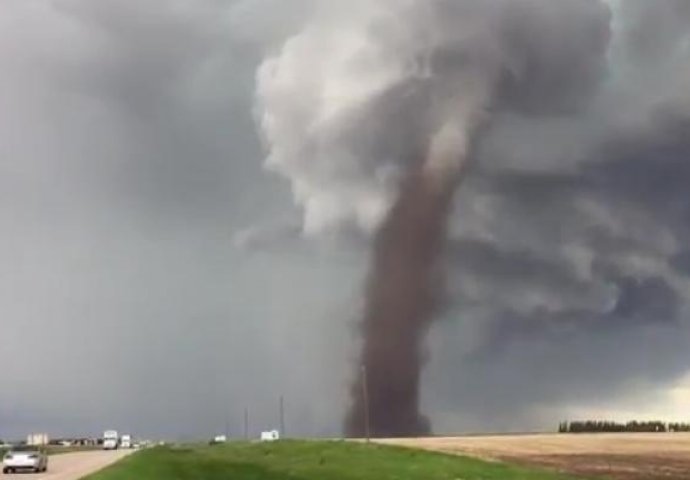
[559, 420, 690, 433]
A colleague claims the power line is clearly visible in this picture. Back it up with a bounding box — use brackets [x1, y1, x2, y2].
[279, 395, 285, 438]
[243, 407, 249, 441]
[361, 365, 371, 443]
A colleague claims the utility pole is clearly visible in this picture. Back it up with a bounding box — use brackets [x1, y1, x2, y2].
[279, 395, 285, 438]
[244, 407, 249, 441]
[361, 365, 371, 443]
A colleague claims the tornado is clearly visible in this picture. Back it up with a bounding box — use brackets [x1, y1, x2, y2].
[255, 0, 612, 440]
[344, 122, 473, 437]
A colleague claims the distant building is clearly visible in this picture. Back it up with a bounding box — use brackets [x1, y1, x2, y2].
[260, 430, 279, 442]
[27, 433, 49, 446]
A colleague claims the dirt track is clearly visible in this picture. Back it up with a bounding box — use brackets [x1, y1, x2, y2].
[4, 450, 131, 480]
[380, 433, 690, 479]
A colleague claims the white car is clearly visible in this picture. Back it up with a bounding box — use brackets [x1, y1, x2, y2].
[2, 447, 48, 474]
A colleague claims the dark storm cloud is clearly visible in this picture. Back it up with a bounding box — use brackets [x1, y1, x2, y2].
[673, 252, 690, 276]
[430, 268, 687, 422]
[444, 237, 607, 315]
[616, 0, 690, 65]
[422, 110, 690, 428]
[587, 125, 690, 229]
[0, 0, 351, 441]
[495, 0, 611, 114]
[428, 310, 690, 432]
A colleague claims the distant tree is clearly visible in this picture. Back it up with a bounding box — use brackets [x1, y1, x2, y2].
[559, 420, 676, 434]
[669, 423, 690, 432]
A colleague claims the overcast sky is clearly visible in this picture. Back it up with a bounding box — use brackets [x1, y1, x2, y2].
[1, 0, 690, 441]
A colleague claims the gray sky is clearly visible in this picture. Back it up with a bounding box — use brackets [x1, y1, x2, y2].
[1, 0, 690, 441]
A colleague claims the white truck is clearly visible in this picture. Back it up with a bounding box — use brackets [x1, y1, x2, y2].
[120, 435, 132, 449]
[102, 430, 119, 450]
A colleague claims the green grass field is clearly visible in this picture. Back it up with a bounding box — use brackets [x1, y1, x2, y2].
[83, 440, 595, 480]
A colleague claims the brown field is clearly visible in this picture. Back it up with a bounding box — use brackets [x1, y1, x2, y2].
[379, 433, 690, 479]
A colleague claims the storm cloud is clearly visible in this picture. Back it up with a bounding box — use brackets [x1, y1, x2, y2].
[0, 0, 345, 440]
[1, 0, 690, 441]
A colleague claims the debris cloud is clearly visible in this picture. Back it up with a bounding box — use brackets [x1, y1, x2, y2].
[344, 121, 477, 437]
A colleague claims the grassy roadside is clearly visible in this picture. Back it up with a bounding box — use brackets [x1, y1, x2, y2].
[83, 440, 596, 480]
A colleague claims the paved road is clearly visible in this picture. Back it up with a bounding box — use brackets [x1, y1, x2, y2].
[4, 450, 132, 480]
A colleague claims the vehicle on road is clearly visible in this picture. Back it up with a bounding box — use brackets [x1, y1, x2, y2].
[102, 430, 119, 450]
[210, 435, 227, 445]
[120, 434, 132, 449]
[2, 446, 48, 474]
